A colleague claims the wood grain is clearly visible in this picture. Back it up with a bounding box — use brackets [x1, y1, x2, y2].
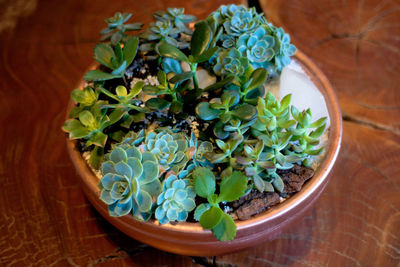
[0, 0, 399, 266]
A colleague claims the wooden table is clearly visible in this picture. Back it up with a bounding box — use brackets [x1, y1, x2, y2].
[0, 0, 399, 266]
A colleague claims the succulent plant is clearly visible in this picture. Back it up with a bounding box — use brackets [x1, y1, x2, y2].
[192, 167, 248, 241]
[68, 86, 99, 118]
[100, 12, 143, 45]
[237, 26, 276, 73]
[155, 174, 196, 224]
[99, 142, 161, 220]
[221, 7, 265, 37]
[84, 37, 139, 82]
[153, 8, 196, 34]
[213, 48, 249, 77]
[271, 25, 297, 73]
[139, 128, 193, 175]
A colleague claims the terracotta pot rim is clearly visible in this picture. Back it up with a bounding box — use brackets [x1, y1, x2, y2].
[66, 50, 342, 236]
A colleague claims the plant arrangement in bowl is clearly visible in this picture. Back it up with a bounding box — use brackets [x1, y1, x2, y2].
[63, 4, 341, 255]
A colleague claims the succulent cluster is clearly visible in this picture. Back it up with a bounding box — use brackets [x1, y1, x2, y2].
[63, 5, 326, 242]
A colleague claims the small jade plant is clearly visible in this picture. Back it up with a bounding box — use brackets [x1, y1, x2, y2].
[63, 5, 327, 242]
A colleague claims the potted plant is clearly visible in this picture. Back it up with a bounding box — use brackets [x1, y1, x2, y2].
[63, 5, 342, 256]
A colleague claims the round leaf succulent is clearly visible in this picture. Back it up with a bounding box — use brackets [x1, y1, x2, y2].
[155, 174, 196, 224]
[141, 129, 192, 175]
[99, 143, 161, 221]
[213, 48, 249, 77]
[222, 7, 265, 37]
[237, 26, 276, 73]
[270, 25, 297, 72]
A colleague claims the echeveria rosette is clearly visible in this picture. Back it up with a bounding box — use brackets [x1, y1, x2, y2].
[210, 4, 248, 25]
[271, 25, 297, 72]
[222, 8, 265, 37]
[99, 145, 161, 221]
[213, 48, 249, 77]
[237, 26, 276, 73]
[155, 174, 196, 224]
[141, 129, 192, 175]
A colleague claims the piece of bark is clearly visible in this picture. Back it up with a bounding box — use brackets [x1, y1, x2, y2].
[236, 192, 280, 220]
[280, 164, 314, 193]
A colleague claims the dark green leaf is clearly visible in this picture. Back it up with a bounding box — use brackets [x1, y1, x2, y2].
[231, 104, 257, 120]
[211, 213, 236, 241]
[87, 131, 107, 147]
[123, 37, 139, 66]
[142, 85, 168, 95]
[193, 167, 216, 198]
[89, 146, 104, 169]
[191, 21, 212, 57]
[157, 70, 167, 86]
[195, 102, 221, 120]
[156, 42, 189, 62]
[169, 71, 193, 84]
[193, 46, 218, 63]
[84, 70, 121, 81]
[200, 206, 223, 229]
[111, 60, 127, 75]
[93, 43, 115, 69]
[105, 108, 126, 127]
[218, 171, 248, 202]
[145, 98, 171, 110]
[170, 100, 183, 114]
[247, 68, 268, 91]
[204, 75, 234, 92]
[213, 121, 229, 139]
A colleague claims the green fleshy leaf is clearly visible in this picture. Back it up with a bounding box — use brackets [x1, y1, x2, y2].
[211, 213, 236, 241]
[129, 81, 144, 98]
[272, 176, 284, 192]
[169, 71, 193, 84]
[253, 175, 265, 192]
[200, 206, 223, 229]
[62, 119, 82, 132]
[93, 43, 115, 69]
[123, 37, 139, 66]
[191, 21, 212, 57]
[111, 60, 127, 75]
[157, 70, 167, 86]
[194, 203, 211, 221]
[231, 104, 257, 120]
[309, 124, 326, 139]
[84, 70, 121, 81]
[279, 94, 292, 111]
[193, 167, 216, 198]
[69, 128, 90, 139]
[156, 42, 189, 62]
[79, 111, 95, 128]
[87, 131, 107, 147]
[193, 46, 218, 63]
[218, 171, 248, 202]
[204, 75, 234, 92]
[195, 102, 221, 120]
[142, 85, 168, 96]
[246, 68, 268, 91]
[68, 106, 84, 118]
[116, 85, 127, 97]
[170, 100, 183, 114]
[145, 98, 171, 110]
[89, 146, 104, 169]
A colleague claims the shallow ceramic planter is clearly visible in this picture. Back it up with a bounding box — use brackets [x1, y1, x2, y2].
[66, 50, 342, 256]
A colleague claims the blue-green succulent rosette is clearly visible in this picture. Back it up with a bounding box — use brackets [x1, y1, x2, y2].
[213, 48, 250, 77]
[237, 25, 276, 73]
[155, 174, 196, 224]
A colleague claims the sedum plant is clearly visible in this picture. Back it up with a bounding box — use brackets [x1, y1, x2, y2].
[63, 5, 327, 243]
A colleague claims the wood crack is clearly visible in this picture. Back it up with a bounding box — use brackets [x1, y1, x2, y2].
[342, 113, 400, 136]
